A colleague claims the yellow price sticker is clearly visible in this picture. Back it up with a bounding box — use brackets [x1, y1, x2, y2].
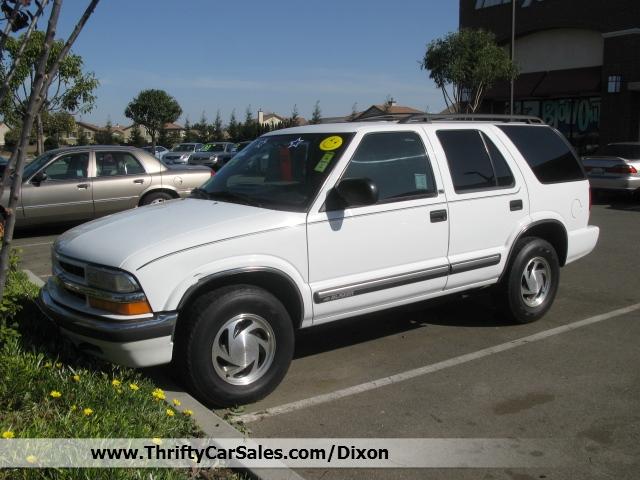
[319, 136, 343, 151]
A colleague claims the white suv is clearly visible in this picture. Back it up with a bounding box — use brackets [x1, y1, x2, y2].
[38, 115, 599, 406]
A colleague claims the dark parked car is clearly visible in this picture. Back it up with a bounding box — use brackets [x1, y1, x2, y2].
[188, 142, 237, 171]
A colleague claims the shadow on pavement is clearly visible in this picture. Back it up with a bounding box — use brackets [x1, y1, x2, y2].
[293, 292, 510, 360]
[593, 191, 640, 212]
[14, 222, 80, 239]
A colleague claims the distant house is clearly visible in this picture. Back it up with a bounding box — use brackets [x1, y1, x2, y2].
[73, 121, 103, 143]
[0, 123, 10, 146]
[352, 102, 423, 121]
[319, 102, 424, 124]
[258, 110, 285, 128]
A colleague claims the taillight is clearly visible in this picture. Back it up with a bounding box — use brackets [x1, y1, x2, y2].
[210, 169, 215, 176]
[605, 164, 638, 174]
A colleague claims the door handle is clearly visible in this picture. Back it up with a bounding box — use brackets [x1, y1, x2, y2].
[510, 199, 523, 211]
[133, 179, 144, 184]
[430, 209, 447, 223]
[77, 183, 89, 190]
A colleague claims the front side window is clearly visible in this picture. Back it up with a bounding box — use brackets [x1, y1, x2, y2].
[195, 132, 355, 212]
[43, 153, 89, 180]
[341, 131, 436, 203]
[200, 143, 226, 152]
[96, 152, 145, 177]
[437, 130, 514, 193]
[172, 144, 196, 152]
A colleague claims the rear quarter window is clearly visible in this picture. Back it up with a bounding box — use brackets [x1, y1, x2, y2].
[498, 125, 585, 184]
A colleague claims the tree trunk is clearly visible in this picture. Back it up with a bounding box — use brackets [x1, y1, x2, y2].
[0, 0, 63, 301]
[36, 112, 44, 154]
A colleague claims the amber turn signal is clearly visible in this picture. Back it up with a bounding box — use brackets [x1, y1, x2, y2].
[88, 297, 152, 315]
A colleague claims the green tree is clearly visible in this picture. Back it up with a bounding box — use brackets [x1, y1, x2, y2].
[183, 117, 198, 142]
[421, 29, 517, 113]
[127, 123, 145, 147]
[240, 106, 257, 140]
[94, 119, 115, 144]
[0, 30, 99, 154]
[194, 112, 209, 143]
[348, 102, 359, 121]
[310, 100, 322, 124]
[124, 89, 181, 151]
[227, 109, 239, 142]
[76, 127, 90, 146]
[43, 111, 75, 146]
[212, 110, 223, 141]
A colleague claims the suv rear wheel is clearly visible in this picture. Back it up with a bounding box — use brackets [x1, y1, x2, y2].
[497, 237, 559, 324]
[175, 285, 294, 407]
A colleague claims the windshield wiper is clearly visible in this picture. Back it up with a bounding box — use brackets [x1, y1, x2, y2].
[190, 187, 212, 200]
[207, 190, 263, 208]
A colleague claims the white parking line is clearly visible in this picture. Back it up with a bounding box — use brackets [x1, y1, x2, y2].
[13, 241, 54, 248]
[238, 303, 640, 424]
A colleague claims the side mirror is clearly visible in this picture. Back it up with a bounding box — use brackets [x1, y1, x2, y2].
[32, 171, 47, 185]
[328, 177, 378, 210]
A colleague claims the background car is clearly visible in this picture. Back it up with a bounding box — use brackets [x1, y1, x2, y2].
[141, 145, 169, 160]
[3, 145, 212, 227]
[187, 141, 237, 171]
[582, 142, 640, 197]
[162, 143, 203, 165]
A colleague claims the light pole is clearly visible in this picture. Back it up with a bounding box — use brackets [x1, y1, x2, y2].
[510, 0, 516, 115]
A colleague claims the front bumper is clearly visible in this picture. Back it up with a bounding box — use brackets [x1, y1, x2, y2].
[37, 283, 176, 367]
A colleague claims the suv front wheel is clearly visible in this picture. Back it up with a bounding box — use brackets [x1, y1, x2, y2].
[497, 237, 560, 324]
[175, 285, 294, 407]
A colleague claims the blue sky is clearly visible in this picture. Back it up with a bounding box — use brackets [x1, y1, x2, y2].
[55, 0, 459, 126]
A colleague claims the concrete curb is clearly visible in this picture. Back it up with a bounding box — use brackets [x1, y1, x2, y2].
[148, 370, 306, 480]
[24, 269, 44, 287]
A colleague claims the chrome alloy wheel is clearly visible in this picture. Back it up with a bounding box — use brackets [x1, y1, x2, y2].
[150, 198, 166, 204]
[211, 313, 276, 386]
[520, 256, 551, 308]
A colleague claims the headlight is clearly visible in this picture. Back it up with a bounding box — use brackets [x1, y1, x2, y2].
[86, 265, 140, 293]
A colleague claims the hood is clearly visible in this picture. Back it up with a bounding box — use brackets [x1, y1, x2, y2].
[55, 198, 305, 271]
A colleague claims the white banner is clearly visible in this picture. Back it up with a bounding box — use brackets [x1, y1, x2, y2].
[0, 438, 574, 469]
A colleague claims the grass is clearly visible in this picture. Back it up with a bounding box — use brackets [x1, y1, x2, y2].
[0, 258, 243, 480]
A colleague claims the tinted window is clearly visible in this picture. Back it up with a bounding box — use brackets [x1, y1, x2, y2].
[438, 130, 515, 193]
[43, 153, 89, 180]
[498, 125, 585, 183]
[96, 152, 146, 176]
[482, 132, 515, 188]
[342, 132, 436, 203]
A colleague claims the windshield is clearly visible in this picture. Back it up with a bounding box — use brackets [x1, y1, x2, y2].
[201, 143, 226, 152]
[193, 132, 355, 212]
[24, 151, 57, 179]
[596, 144, 640, 159]
[172, 144, 196, 152]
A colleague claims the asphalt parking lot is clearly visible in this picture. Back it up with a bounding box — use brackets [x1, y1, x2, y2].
[16, 197, 640, 479]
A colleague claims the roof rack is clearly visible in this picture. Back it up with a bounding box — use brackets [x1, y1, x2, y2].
[349, 113, 416, 122]
[397, 113, 544, 124]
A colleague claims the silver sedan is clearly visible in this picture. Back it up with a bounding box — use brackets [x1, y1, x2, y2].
[5, 145, 213, 227]
[582, 142, 640, 196]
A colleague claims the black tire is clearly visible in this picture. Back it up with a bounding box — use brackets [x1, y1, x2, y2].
[174, 285, 294, 407]
[496, 237, 559, 324]
[140, 191, 173, 206]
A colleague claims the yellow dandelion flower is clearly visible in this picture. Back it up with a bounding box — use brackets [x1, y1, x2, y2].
[172, 398, 181, 407]
[55, 362, 63, 368]
[183, 409, 193, 416]
[72, 375, 80, 382]
[44, 361, 52, 368]
[111, 379, 121, 387]
[83, 408, 94, 416]
[49, 390, 62, 398]
[152, 388, 166, 400]
[166, 409, 175, 417]
[70, 405, 77, 411]
[151, 437, 162, 445]
[129, 383, 139, 391]
[26, 455, 37, 464]
[2, 431, 15, 439]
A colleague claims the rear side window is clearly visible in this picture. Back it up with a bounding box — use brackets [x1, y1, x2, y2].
[437, 130, 514, 193]
[342, 131, 437, 203]
[498, 125, 585, 183]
